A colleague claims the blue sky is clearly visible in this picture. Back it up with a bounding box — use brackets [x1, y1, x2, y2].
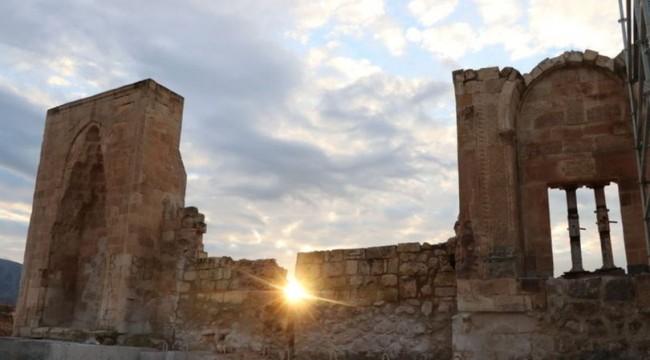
[0, 0, 626, 275]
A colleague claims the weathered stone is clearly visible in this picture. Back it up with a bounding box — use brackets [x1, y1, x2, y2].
[370, 259, 384, 274]
[344, 248, 365, 259]
[345, 260, 358, 275]
[583, 49, 599, 63]
[397, 242, 421, 252]
[325, 249, 344, 262]
[297, 251, 325, 264]
[476, 67, 499, 81]
[381, 274, 398, 287]
[399, 262, 428, 276]
[604, 278, 635, 302]
[421, 301, 433, 316]
[464, 69, 477, 81]
[399, 278, 417, 299]
[323, 261, 345, 277]
[567, 277, 601, 299]
[366, 245, 397, 259]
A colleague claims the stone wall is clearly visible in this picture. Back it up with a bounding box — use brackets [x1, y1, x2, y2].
[294, 241, 456, 359]
[173, 256, 288, 355]
[455, 275, 650, 360]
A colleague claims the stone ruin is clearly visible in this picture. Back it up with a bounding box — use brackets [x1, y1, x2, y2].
[6, 50, 650, 359]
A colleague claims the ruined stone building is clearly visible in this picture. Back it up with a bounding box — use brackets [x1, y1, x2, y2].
[6, 50, 650, 360]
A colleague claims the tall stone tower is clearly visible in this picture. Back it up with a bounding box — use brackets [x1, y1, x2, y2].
[13, 79, 187, 336]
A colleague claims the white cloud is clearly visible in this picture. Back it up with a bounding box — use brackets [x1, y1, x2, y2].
[374, 22, 407, 56]
[326, 56, 382, 83]
[46, 76, 70, 86]
[527, 0, 621, 57]
[408, 0, 458, 26]
[475, 0, 521, 25]
[407, 23, 477, 60]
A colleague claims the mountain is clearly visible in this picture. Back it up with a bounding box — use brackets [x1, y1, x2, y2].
[0, 259, 22, 306]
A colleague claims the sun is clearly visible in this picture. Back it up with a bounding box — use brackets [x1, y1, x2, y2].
[283, 276, 308, 303]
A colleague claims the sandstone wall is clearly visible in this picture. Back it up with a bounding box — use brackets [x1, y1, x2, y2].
[14, 79, 187, 337]
[294, 242, 456, 359]
[173, 256, 288, 355]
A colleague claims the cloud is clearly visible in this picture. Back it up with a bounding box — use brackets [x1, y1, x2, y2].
[407, 23, 478, 60]
[0, 87, 43, 178]
[475, 0, 522, 25]
[2, 0, 622, 277]
[408, 0, 459, 26]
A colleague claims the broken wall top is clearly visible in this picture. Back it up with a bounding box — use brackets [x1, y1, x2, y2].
[452, 50, 645, 279]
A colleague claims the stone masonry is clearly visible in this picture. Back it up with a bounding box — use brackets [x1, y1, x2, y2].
[12, 80, 288, 353]
[10, 49, 650, 360]
[294, 241, 456, 359]
[451, 50, 650, 359]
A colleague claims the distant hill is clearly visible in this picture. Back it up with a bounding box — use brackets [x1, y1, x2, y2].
[0, 259, 21, 306]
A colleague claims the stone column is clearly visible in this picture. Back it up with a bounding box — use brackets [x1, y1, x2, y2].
[565, 187, 585, 273]
[591, 185, 616, 270]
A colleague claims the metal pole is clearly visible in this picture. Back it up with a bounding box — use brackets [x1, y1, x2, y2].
[620, 0, 650, 267]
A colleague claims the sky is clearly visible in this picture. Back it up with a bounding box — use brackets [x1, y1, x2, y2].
[0, 0, 628, 276]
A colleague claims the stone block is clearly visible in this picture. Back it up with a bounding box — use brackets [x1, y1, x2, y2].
[215, 280, 229, 291]
[564, 50, 584, 65]
[397, 242, 421, 252]
[323, 262, 345, 277]
[604, 277, 635, 302]
[325, 276, 347, 289]
[476, 67, 499, 81]
[399, 277, 417, 299]
[595, 55, 615, 72]
[297, 251, 325, 264]
[636, 275, 650, 308]
[296, 263, 321, 280]
[434, 272, 456, 287]
[183, 271, 197, 281]
[325, 250, 344, 262]
[453, 69, 466, 83]
[485, 78, 506, 93]
[420, 284, 433, 296]
[344, 248, 365, 259]
[386, 257, 399, 274]
[380, 288, 399, 302]
[435, 286, 457, 298]
[399, 262, 428, 276]
[464, 69, 477, 81]
[370, 259, 384, 274]
[357, 260, 370, 275]
[421, 301, 433, 316]
[493, 295, 526, 311]
[211, 268, 223, 280]
[566, 277, 601, 299]
[349, 275, 364, 287]
[366, 245, 397, 259]
[179, 282, 191, 293]
[584, 49, 599, 63]
[381, 274, 398, 287]
[198, 269, 210, 279]
[345, 260, 358, 275]
[223, 291, 246, 304]
[222, 267, 232, 279]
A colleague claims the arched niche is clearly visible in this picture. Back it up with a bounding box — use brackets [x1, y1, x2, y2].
[42, 123, 108, 328]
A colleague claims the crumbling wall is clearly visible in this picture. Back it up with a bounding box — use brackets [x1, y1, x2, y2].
[14, 79, 187, 338]
[455, 275, 650, 359]
[294, 242, 456, 359]
[173, 256, 288, 354]
[452, 50, 650, 360]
